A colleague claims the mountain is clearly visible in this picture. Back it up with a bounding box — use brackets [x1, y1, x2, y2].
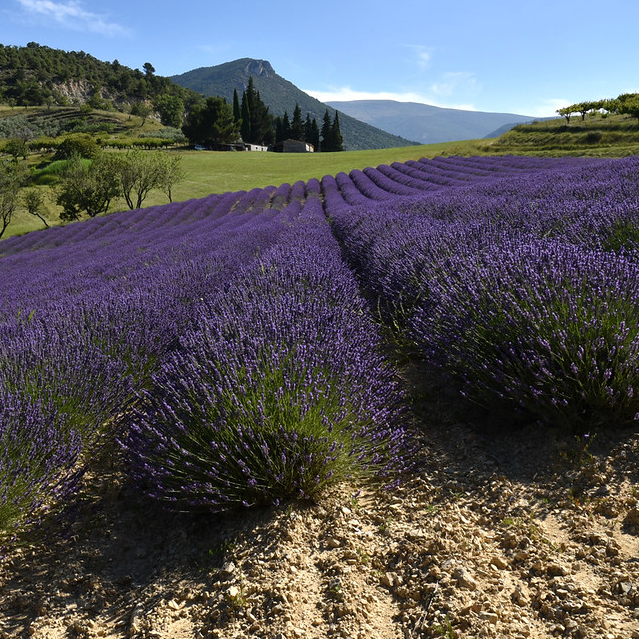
[171, 59, 417, 151]
[324, 100, 540, 145]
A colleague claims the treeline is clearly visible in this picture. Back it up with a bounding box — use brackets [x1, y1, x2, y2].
[557, 92, 639, 123]
[274, 105, 343, 151]
[0, 42, 201, 124]
[184, 76, 343, 151]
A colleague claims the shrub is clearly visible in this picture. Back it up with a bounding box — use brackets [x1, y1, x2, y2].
[410, 238, 639, 429]
[53, 134, 99, 160]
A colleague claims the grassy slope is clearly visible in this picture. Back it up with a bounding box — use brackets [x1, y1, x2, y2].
[491, 112, 639, 156]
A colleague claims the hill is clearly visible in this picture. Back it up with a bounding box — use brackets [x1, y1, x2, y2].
[0, 42, 201, 115]
[489, 111, 639, 156]
[325, 99, 538, 144]
[170, 58, 417, 151]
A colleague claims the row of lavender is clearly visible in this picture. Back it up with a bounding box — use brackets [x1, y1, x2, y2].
[3, 154, 637, 535]
[0, 183, 306, 535]
[327, 155, 639, 430]
[121, 188, 409, 511]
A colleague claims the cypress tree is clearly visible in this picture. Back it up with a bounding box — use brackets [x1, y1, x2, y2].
[305, 114, 320, 151]
[240, 92, 251, 142]
[320, 109, 333, 152]
[290, 103, 304, 141]
[232, 88, 241, 123]
[241, 77, 273, 145]
[331, 111, 344, 152]
[310, 117, 320, 151]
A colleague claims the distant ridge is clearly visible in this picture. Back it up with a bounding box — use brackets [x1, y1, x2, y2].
[171, 59, 418, 151]
[325, 99, 540, 144]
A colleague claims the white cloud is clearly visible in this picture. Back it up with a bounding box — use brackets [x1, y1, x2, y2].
[501, 98, 571, 119]
[402, 44, 434, 71]
[16, 0, 129, 36]
[303, 86, 477, 112]
[430, 71, 478, 98]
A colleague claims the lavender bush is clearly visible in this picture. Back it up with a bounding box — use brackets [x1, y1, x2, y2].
[409, 238, 639, 428]
[328, 156, 639, 430]
[122, 202, 409, 512]
[3, 153, 639, 536]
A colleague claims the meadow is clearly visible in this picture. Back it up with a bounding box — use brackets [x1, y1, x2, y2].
[2, 152, 638, 539]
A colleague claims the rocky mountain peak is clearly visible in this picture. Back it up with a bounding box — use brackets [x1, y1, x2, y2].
[245, 59, 275, 78]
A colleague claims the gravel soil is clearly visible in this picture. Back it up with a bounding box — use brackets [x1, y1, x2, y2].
[1, 365, 639, 639]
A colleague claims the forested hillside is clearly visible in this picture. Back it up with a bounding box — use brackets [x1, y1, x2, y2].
[0, 42, 200, 115]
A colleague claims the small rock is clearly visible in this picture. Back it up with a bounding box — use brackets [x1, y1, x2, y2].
[547, 563, 569, 577]
[221, 561, 236, 575]
[326, 537, 341, 548]
[128, 604, 144, 637]
[624, 508, 639, 528]
[479, 611, 499, 624]
[613, 580, 633, 596]
[490, 556, 509, 569]
[380, 572, 394, 588]
[512, 588, 530, 606]
[452, 567, 478, 591]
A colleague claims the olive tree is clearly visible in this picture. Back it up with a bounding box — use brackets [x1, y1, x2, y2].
[56, 153, 122, 220]
[23, 187, 50, 228]
[119, 150, 184, 209]
[0, 161, 23, 238]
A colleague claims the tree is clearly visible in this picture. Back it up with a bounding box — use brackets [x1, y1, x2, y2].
[5, 138, 28, 161]
[182, 96, 240, 147]
[54, 134, 99, 160]
[119, 150, 165, 210]
[156, 153, 184, 203]
[556, 106, 573, 124]
[240, 97, 251, 143]
[618, 96, 639, 122]
[290, 103, 304, 141]
[305, 114, 319, 150]
[331, 111, 344, 151]
[154, 94, 184, 128]
[143, 62, 155, 77]
[232, 88, 241, 123]
[0, 161, 24, 238]
[131, 101, 153, 126]
[240, 77, 274, 145]
[22, 187, 49, 228]
[320, 110, 333, 152]
[57, 153, 121, 220]
[275, 112, 291, 143]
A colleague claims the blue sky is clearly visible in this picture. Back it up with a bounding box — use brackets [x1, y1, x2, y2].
[2, 0, 638, 117]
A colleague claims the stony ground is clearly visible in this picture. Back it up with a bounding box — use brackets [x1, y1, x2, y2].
[1, 366, 639, 639]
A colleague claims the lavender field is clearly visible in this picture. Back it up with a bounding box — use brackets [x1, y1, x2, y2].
[2, 154, 639, 540]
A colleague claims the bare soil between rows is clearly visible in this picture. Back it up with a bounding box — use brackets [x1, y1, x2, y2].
[1, 367, 639, 639]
